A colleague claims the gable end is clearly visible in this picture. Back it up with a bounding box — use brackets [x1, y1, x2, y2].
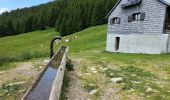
[159, 0, 170, 6]
[106, 0, 121, 18]
[106, 0, 170, 18]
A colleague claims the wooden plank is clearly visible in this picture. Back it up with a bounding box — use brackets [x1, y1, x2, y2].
[49, 47, 69, 100]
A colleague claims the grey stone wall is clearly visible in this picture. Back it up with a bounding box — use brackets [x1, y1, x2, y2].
[108, 0, 167, 34]
[106, 34, 170, 54]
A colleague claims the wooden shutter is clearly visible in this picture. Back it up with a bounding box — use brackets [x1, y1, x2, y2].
[118, 18, 121, 24]
[110, 18, 113, 24]
[128, 15, 133, 22]
[140, 12, 145, 21]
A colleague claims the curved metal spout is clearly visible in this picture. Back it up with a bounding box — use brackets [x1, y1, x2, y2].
[50, 36, 62, 58]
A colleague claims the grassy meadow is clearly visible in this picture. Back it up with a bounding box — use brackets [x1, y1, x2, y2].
[0, 24, 170, 99]
[0, 28, 58, 69]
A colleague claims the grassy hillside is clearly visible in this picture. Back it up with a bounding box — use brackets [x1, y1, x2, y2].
[0, 28, 57, 56]
[0, 24, 170, 99]
[0, 28, 58, 68]
[0, 25, 106, 68]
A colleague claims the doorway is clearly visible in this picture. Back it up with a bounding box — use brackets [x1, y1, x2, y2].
[115, 37, 120, 51]
[165, 7, 170, 32]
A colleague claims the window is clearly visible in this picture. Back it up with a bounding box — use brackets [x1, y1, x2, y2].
[128, 12, 145, 22]
[133, 13, 141, 21]
[110, 17, 120, 24]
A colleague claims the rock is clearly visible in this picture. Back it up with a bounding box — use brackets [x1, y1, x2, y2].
[82, 76, 86, 79]
[55, 41, 60, 44]
[39, 66, 43, 69]
[110, 73, 114, 76]
[19, 89, 26, 93]
[147, 95, 150, 98]
[128, 88, 135, 92]
[101, 61, 106, 63]
[6, 81, 26, 86]
[89, 89, 98, 95]
[74, 36, 78, 39]
[164, 76, 168, 80]
[94, 50, 102, 54]
[43, 59, 50, 63]
[102, 68, 108, 71]
[90, 67, 96, 71]
[89, 84, 96, 87]
[140, 93, 145, 96]
[110, 77, 123, 83]
[4, 90, 8, 93]
[0, 71, 5, 74]
[65, 39, 69, 42]
[99, 67, 103, 69]
[131, 74, 136, 76]
[40, 44, 43, 47]
[78, 73, 83, 77]
[85, 73, 91, 76]
[146, 87, 153, 93]
[92, 71, 97, 73]
[153, 90, 160, 93]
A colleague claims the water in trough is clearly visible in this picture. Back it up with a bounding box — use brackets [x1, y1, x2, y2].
[26, 67, 57, 100]
[24, 46, 67, 100]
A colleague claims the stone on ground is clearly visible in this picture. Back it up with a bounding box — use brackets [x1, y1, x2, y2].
[110, 77, 123, 83]
[89, 89, 98, 95]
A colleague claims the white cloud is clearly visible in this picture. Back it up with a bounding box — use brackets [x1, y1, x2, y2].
[0, 8, 9, 14]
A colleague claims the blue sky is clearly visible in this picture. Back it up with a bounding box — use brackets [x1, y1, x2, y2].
[0, 0, 53, 14]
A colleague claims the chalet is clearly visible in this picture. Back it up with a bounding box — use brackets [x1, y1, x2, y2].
[106, 0, 170, 54]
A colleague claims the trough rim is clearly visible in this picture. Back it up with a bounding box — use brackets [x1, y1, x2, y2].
[21, 46, 68, 100]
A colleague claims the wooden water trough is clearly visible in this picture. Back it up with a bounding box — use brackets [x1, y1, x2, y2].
[22, 46, 69, 100]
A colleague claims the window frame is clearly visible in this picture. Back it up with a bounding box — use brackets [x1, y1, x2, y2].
[128, 12, 145, 22]
[110, 17, 121, 25]
[132, 13, 141, 21]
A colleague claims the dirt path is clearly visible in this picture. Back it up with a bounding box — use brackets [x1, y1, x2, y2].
[66, 59, 89, 100]
[0, 60, 48, 86]
[0, 59, 49, 99]
[0, 62, 35, 86]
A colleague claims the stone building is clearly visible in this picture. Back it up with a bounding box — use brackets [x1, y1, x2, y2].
[106, 0, 170, 54]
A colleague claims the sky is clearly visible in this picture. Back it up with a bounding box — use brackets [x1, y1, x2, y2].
[0, 0, 54, 14]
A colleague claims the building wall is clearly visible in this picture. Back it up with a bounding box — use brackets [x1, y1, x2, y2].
[106, 34, 170, 54]
[167, 35, 170, 52]
[107, 0, 167, 34]
[106, 0, 170, 54]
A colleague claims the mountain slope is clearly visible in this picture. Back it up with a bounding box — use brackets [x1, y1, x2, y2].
[0, 0, 116, 37]
[0, 25, 107, 67]
[0, 24, 170, 99]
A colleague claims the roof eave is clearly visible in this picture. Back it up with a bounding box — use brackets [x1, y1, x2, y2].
[105, 0, 170, 19]
[158, 0, 170, 6]
[105, 0, 121, 19]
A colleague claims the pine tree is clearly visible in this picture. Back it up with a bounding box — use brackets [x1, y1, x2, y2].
[0, 0, 116, 37]
[59, 18, 66, 36]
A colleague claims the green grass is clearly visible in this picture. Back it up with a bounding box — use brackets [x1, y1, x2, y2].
[0, 28, 58, 56]
[0, 28, 58, 69]
[1, 24, 170, 99]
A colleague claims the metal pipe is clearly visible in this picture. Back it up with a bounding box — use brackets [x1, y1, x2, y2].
[50, 36, 62, 58]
